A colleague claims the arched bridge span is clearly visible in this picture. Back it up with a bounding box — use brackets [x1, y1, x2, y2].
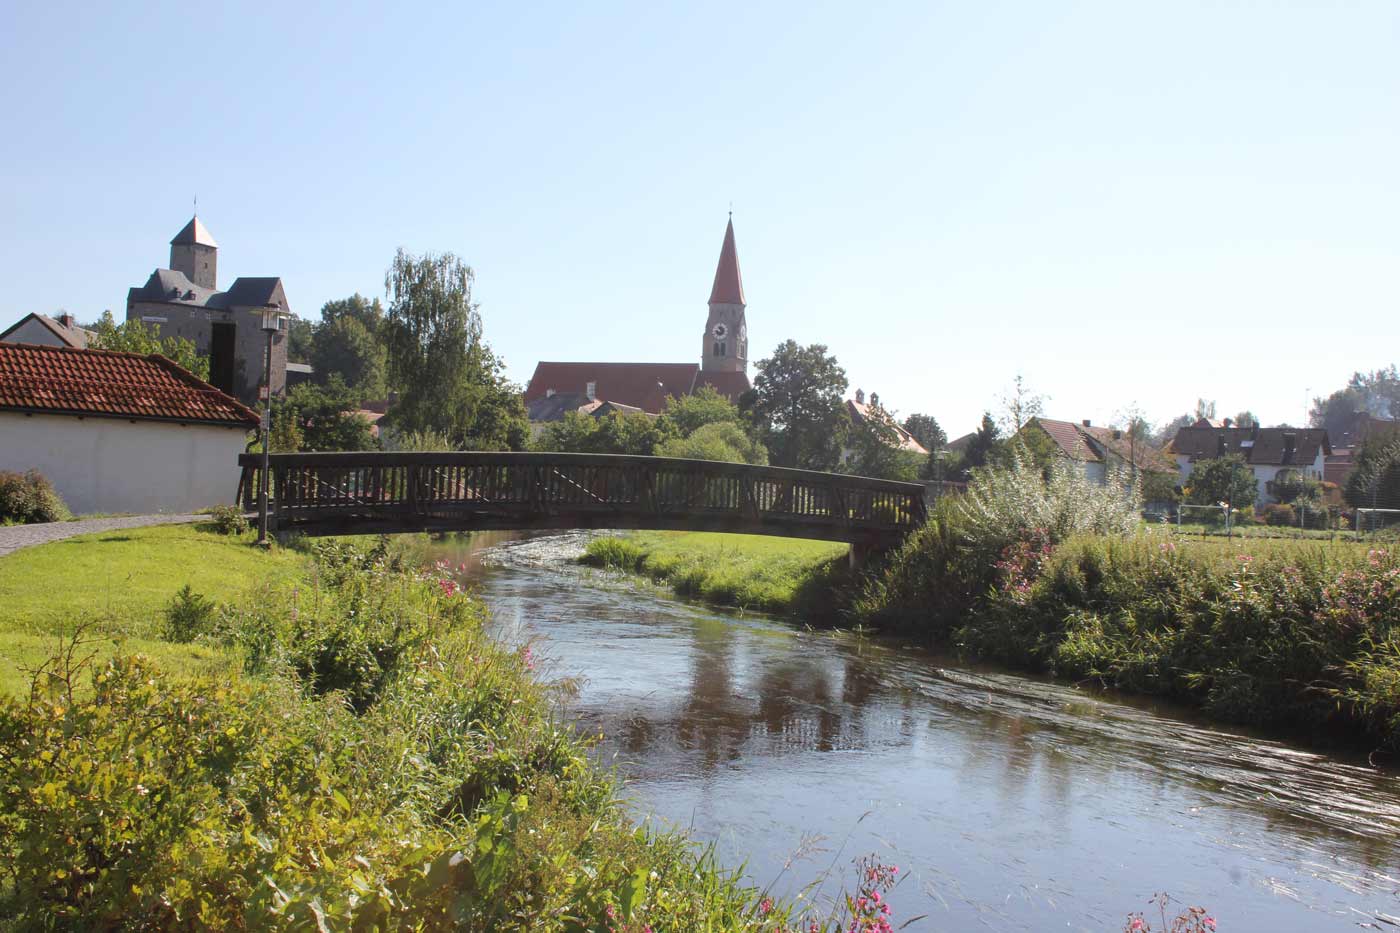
[238, 452, 927, 552]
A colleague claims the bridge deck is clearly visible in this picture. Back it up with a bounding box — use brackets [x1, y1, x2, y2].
[239, 452, 927, 547]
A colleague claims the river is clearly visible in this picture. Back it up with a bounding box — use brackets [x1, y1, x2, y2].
[429, 532, 1400, 931]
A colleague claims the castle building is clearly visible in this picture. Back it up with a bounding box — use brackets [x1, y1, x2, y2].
[524, 217, 752, 420]
[125, 217, 290, 404]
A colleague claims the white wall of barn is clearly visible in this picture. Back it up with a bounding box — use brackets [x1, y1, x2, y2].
[0, 413, 250, 515]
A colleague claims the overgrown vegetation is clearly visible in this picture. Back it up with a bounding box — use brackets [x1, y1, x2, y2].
[0, 470, 70, 525]
[855, 457, 1400, 749]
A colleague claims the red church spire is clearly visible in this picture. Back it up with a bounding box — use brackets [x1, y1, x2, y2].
[707, 216, 746, 306]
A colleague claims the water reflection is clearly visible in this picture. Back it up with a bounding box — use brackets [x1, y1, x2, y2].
[429, 533, 1400, 931]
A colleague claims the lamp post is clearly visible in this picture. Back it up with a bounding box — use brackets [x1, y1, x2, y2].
[257, 303, 286, 546]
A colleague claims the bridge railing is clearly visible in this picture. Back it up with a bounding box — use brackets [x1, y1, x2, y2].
[238, 451, 928, 542]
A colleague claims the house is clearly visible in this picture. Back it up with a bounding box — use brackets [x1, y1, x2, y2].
[1167, 425, 1331, 504]
[523, 217, 752, 416]
[843, 389, 928, 456]
[0, 312, 95, 349]
[525, 389, 653, 438]
[1322, 411, 1399, 486]
[125, 216, 292, 405]
[0, 342, 257, 515]
[1018, 417, 1176, 484]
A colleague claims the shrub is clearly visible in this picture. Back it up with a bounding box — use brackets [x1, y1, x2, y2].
[0, 470, 70, 524]
[580, 536, 647, 571]
[1261, 503, 1296, 526]
[161, 584, 218, 643]
[209, 503, 248, 535]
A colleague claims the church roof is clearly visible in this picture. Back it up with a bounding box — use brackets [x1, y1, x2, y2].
[170, 216, 218, 248]
[524, 361, 750, 414]
[708, 217, 745, 306]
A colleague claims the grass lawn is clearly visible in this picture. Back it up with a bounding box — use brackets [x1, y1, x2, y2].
[581, 531, 849, 615]
[0, 523, 305, 695]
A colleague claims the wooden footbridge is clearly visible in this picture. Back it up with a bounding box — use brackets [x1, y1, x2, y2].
[238, 452, 927, 560]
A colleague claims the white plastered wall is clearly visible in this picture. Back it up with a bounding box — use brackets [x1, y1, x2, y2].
[0, 413, 250, 515]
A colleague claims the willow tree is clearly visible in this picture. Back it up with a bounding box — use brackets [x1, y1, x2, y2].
[382, 249, 527, 450]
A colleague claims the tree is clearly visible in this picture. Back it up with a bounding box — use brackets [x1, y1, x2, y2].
[902, 413, 947, 453]
[749, 341, 849, 470]
[87, 311, 209, 382]
[997, 374, 1047, 434]
[534, 411, 676, 456]
[1185, 455, 1257, 510]
[268, 377, 380, 452]
[381, 249, 528, 450]
[1232, 411, 1258, 429]
[843, 397, 921, 481]
[1311, 366, 1400, 439]
[959, 413, 1001, 477]
[286, 315, 315, 363]
[1345, 436, 1400, 510]
[657, 422, 768, 464]
[310, 314, 387, 402]
[320, 294, 386, 334]
[1195, 399, 1217, 421]
[657, 385, 741, 437]
[998, 425, 1061, 476]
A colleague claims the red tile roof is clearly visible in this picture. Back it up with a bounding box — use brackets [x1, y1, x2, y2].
[524, 361, 750, 414]
[846, 399, 928, 455]
[0, 342, 259, 427]
[708, 217, 746, 306]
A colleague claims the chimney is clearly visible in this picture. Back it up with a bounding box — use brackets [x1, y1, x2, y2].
[1223, 417, 1233, 429]
[1283, 432, 1297, 462]
[870, 391, 880, 408]
[1113, 429, 1123, 440]
[58, 313, 75, 328]
[1082, 419, 1091, 427]
[854, 388, 865, 405]
[1216, 435, 1226, 457]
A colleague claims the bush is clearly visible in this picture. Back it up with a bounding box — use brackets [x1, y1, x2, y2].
[0, 470, 70, 524]
[161, 584, 218, 643]
[1261, 503, 1296, 526]
[209, 503, 248, 535]
[580, 536, 647, 571]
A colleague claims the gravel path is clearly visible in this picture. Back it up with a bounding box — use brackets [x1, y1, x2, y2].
[0, 513, 204, 559]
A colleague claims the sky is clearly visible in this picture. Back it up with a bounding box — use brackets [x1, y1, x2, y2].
[3, 1, 1397, 438]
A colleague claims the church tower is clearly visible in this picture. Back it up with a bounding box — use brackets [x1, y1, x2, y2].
[701, 216, 748, 373]
[169, 216, 218, 289]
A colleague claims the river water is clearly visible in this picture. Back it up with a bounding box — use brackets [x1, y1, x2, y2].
[430, 532, 1400, 931]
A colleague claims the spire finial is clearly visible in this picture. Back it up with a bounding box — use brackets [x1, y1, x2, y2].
[193, 194, 197, 216]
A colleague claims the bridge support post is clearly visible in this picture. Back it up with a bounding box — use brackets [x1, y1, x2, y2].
[849, 542, 871, 571]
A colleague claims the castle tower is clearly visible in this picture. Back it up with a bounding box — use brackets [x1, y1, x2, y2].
[701, 216, 748, 373]
[169, 216, 218, 289]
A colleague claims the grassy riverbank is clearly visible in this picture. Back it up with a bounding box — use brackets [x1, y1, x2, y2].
[581, 531, 849, 616]
[858, 510, 1400, 750]
[0, 525, 912, 930]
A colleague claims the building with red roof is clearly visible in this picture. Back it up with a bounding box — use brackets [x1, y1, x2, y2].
[524, 218, 752, 424]
[0, 342, 257, 515]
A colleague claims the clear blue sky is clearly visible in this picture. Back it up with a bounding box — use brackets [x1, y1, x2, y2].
[3, 1, 1396, 437]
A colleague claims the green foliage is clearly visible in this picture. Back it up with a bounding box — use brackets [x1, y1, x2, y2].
[0, 540, 794, 930]
[1345, 436, 1400, 509]
[999, 425, 1062, 476]
[902, 412, 946, 453]
[1270, 467, 1320, 505]
[656, 385, 739, 437]
[381, 250, 529, 450]
[384, 428, 455, 452]
[161, 584, 217, 643]
[749, 340, 850, 470]
[209, 503, 249, 536]
[657, 421, 769, 464]
[87, 310, 210, 382]
[1185, 454, 1257, 509]
[1141, 470, 1182, 505]
[582, 532, 850, 618]
[285, 314, 315, 363]
[0, 470, 70, 524]
[1260, 503, 1296, 526]
[959, 412, 1001, 477]
[842, 397, 922, 481]
[310, 313, 387, 401]
[534, 411, 677, 456]
[1311, 365, 1400, 432]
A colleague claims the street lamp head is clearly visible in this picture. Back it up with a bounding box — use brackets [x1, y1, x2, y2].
[260, 303, 286, 333]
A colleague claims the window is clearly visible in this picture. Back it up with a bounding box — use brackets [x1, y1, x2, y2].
[713, 342, 726, 357]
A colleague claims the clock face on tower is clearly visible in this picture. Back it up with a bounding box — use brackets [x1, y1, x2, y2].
[711, 322, 729, 339]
